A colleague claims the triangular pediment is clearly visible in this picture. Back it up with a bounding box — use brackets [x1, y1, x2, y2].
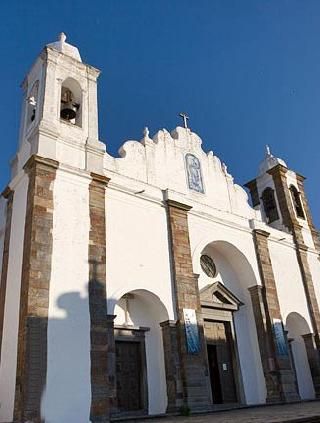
[200, 282, 243, 311]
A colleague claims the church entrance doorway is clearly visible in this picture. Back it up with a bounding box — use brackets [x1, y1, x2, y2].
[200, 281, 244, 405]
[115, 340, 144, 413]
[206, 322, 237, 404]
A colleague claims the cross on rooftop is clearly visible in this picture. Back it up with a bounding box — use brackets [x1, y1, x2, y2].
[179, 112, 189, 129]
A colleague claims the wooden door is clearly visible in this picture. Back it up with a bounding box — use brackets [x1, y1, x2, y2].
[205, 321, 238, 404]
[116, 341, 142, 412]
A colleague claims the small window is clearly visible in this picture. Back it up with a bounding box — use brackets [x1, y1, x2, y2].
[200, 255, 217, 278]
[261, 187, 279, 223]
[289, 185, 305, 219]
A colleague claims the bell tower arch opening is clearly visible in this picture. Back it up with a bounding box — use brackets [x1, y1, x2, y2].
[60, 78, 82, 127]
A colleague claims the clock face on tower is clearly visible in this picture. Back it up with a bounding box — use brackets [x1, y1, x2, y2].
[200, 254, 217, 278]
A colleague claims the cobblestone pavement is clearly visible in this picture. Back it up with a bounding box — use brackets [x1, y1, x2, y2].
[131, 401, 320, 423]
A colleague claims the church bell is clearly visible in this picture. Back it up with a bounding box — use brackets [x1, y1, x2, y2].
[60, 102, 79, 120]
[60, 87, 79, 121]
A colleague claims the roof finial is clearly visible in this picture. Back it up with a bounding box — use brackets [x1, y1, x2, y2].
[266, 144, 271, 156]
[59, 32, 67, 43]
[143, 127, 149, 138]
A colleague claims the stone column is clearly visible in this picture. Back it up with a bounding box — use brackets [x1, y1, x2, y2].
[296, 174, 320, 252]
[88, 173, 115, 422]
[14, 155, 58, 423]
[302, 333, 320, 398]
[166, 199, 211, 411]
[160, 320, 183, 412]
[251, 229, 300, 402]
[0, 187, 14, 361]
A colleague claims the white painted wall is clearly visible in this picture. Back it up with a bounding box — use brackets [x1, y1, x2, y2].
[0, 173, 28, 423]
[42, 168, 91, 423]
[106, 186, 175, 321]
[269, 240, 315, 399]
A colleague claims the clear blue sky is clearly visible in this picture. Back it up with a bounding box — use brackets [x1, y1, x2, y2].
[1, 1, 320, 226]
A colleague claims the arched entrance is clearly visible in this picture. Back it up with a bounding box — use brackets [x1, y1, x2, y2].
[195, 240, 266, 405]
[286, 312, 315, 399]
[113, 290, 169, 416]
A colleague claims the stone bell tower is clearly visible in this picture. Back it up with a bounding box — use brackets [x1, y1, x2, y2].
[12, 32, 106, 177]
[0, 34, 111, 423]
[246, 147, 320, 398]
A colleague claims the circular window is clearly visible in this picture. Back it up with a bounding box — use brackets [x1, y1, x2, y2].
[200, 255, 217, 278]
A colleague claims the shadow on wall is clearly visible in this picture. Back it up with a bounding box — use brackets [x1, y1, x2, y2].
[21, 262, 105, 422]
[21, 263, 168, 422]
[286, 312, 315, 400]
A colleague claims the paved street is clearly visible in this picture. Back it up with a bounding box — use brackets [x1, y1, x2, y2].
[127, 401, 320, 423]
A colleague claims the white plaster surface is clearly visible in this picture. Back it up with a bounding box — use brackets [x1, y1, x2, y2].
[106, 187, 175, 320]
[269, 240, 315, 399]
[0, 175, 28, 423]
[42, 168, 91, 423]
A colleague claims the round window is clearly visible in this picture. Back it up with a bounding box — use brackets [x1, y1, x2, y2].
[200, 254, 217, 278]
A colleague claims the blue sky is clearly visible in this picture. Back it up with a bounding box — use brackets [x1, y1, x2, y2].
[1, 1, 320, 226]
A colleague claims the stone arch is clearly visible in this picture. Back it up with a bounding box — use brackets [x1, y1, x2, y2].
[60, 77, 82, 126]
[113, 289, 169, 415]
[286, 312, 315, 399]
[194, 239, 266, 405]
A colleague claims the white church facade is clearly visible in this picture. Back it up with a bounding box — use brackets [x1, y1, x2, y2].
[0, 34, 320, 423]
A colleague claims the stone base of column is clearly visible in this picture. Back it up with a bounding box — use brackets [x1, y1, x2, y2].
[278, 369, 301, 402]
[303, 333, 320, 398]
[161, 319, 212, 413]
[160, 320, 184, 413]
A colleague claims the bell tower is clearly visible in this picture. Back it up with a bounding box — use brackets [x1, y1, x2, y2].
[245, 146, 319, 249]
[246, 147, 320, 397]
[12, 32, 105, 177]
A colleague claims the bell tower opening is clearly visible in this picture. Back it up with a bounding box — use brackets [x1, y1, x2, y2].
[26, 80, 39, 127]
[60, 78, 82, 127]
[289, 185, 305, 219]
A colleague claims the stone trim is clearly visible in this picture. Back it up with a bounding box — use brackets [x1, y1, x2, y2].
[14, 155, 58, 422]
[302, 333, 320, 398]
[249, 285, 282, 402]
[166, 200, 211, 411]
[160, 320, 183, 412]
[296, 246, 320, 348]
[267, 164, 296, 231]
[166, 199, 192, 212]
[296, 175, 320, 251]
[0, 188, 14, 363]
[244, 178, 260, 207]
[251, 229, 300, 402]
[88, 172, 113, 422]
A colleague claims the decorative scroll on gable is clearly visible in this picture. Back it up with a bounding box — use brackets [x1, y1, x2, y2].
[103, 126, 261, 220]
[200, 282, 243, 311]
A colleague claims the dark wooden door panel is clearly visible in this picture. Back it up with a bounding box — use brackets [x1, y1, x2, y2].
[205, 321, 238, 404]
[116, 341, 142, 412]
